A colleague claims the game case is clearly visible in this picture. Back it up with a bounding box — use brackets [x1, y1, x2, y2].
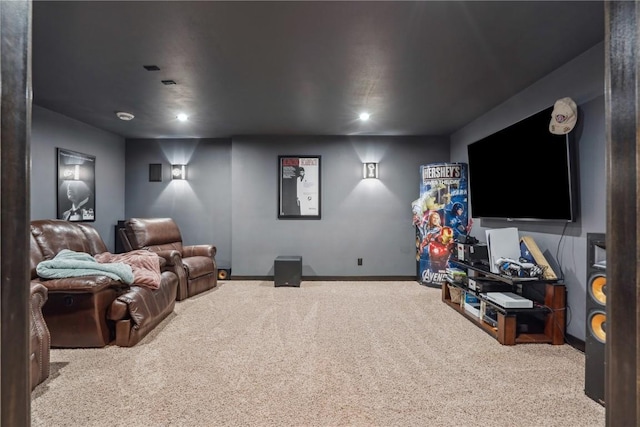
[412, 162, 468, 287]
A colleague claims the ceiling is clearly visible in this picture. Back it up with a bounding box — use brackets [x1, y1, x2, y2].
[32, 1, 605, 139]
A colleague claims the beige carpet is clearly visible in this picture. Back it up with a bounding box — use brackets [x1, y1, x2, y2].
[31, 281, 605, 427]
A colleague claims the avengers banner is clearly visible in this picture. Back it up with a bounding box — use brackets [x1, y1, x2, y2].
[412, 162, 469, 287]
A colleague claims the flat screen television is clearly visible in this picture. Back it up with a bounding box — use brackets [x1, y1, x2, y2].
[467, 106, 578, 222]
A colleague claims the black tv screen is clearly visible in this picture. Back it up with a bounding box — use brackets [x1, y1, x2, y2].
[467, 106, 578, 222]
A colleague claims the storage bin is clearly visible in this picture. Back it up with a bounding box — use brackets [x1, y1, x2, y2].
[448, 284, 462, 304]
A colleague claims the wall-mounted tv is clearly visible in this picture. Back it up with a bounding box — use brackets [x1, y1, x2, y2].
[467, 105, 578, 222]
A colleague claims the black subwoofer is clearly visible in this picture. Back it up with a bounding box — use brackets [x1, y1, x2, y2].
[585, 232, 606, 406]
[274, 256, 302, 287]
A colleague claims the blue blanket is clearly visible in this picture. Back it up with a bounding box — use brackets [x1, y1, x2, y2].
[36, 249, 134, 284]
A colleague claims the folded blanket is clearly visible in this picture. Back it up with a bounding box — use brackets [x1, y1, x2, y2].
[95, 250, 162, 290]
[36, 249, 134, 284]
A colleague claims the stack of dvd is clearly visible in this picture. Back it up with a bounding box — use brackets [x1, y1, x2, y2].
[446, 267, 467, 283]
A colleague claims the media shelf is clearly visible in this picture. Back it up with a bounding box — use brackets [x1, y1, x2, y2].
[442, 259, 566, 345]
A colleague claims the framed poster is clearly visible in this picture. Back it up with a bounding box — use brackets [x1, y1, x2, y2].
[56, 148, 96, 222]
[278, 155, 321, 219]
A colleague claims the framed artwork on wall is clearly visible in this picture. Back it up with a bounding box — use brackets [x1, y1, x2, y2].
[56, 148, 96, 222]
[278, 155, 321, 219]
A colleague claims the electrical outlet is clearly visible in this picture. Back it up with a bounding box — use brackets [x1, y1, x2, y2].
[357, 258, 363, 266]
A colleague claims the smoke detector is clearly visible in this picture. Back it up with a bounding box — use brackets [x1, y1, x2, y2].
[116, 111, 135, 121]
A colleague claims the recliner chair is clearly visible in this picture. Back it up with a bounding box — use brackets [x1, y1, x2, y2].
[30, 219, 179, 348]
[123, 218, 217, 301]
[30, 282, 50, 390]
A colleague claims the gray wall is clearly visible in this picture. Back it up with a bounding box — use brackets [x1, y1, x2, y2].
[124, 138, 232, 267]
[122, 135, 449, 276]
[230, 136, 449, 276]
[449, 42, 606, 341]
[30, 106, 126, 250]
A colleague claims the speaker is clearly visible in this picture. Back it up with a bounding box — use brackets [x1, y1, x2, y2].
[274, 256, 302, 287]
[114, 220, 127, 253]
[149, 163, 162, 182]
[585, 232, 606, 406]
[217, 268, 231, 281]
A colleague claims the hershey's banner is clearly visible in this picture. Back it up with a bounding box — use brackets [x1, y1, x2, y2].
[412, 162, 469, 287]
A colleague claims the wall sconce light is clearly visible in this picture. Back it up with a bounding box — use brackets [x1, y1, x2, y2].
[363, 162, 379, 179]
[171, 164, 187, 180]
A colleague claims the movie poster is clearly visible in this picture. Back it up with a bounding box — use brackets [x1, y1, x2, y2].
[278, 155, 321, 219]
[57, 148, 96, 222]
[412, 162, 468, 287]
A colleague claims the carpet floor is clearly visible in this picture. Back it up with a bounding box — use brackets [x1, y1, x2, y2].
[31, 280, 605, 426]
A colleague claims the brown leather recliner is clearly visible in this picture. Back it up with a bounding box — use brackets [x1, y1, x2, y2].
[30, 219, 179, 348]
[124, 218, 217, 301]
[30, 282, 50, 390]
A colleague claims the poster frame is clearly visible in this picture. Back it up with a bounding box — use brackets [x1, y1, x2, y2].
[56, 148, 96, 222]
[278, 155, 321, 220]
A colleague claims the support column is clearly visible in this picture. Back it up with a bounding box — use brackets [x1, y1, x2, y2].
[605, 1, 639, 425]
[0, 1, 32, 425]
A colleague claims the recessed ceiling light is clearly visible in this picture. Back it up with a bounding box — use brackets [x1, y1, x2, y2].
[161, 79, 177, 85]
[177, 113, 188, 122]
[359, 112, 370, 121]
[116, 111, 135, 121]
[143, 65, 160, 71]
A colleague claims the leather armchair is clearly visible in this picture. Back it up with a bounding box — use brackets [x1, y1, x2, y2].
[30, 282, 50, 390]
[124, 218, 217, 301]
